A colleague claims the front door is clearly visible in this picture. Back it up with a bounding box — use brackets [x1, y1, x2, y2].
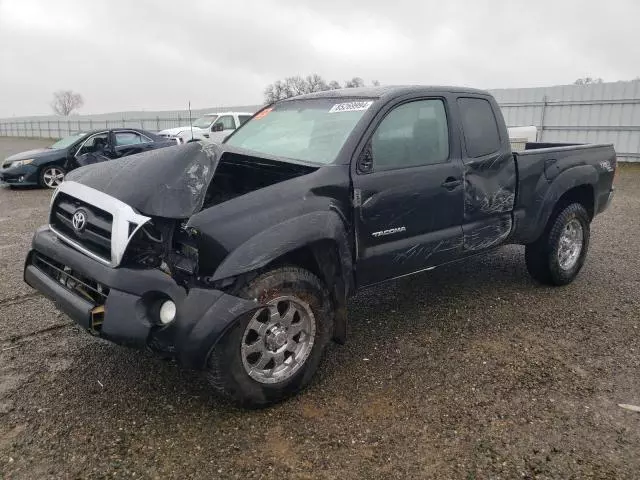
[72, 131, 110, 168]
[352, 98, 465, 286]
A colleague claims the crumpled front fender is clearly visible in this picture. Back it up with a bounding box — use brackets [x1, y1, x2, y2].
[154, 288, 261, 369]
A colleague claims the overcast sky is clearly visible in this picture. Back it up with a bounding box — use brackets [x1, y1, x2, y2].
[0, 0, 637, 117]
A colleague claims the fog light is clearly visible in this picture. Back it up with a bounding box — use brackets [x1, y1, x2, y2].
[159, 300, 176, 325]
[18, 176, 24, 182]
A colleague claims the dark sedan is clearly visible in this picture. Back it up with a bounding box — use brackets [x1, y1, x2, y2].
[0, 128, 178, 189]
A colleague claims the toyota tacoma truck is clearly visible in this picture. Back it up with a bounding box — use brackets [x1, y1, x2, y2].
[24, 86, 616, 407]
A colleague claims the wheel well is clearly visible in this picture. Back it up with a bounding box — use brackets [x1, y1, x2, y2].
[263, 240, 348, 344]
[264, 241, 339, 288]
[553, 185, 594, 220]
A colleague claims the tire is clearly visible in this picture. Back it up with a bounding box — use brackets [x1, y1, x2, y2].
[206, 267, 334, 407]
[525, 203, 590, 286]
[39, 165, 66, 189]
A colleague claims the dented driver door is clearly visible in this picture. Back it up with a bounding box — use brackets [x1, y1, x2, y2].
[353, 97, 465, 287]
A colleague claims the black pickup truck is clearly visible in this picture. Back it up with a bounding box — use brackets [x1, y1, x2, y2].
[24, 86, 616, 407]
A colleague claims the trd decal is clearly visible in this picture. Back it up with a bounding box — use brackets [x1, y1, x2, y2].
[599, 160, 614, 172]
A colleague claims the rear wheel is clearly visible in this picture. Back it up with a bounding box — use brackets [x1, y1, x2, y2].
[525, 203, 590, 286]
[206, 267, 333, 407]
[39, 165, 65, 189]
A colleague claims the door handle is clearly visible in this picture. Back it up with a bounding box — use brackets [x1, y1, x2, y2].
[441, 177, 462, 190]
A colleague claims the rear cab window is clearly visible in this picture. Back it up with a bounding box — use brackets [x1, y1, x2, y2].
[457, 97, 501, 158]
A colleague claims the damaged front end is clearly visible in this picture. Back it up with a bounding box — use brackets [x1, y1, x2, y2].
[25, 142, 320, 367]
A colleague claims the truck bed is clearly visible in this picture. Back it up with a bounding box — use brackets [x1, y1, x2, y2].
[511, 142, 616, 244]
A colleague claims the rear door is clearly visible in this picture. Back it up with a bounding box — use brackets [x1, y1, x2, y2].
[111, 130, 156, 158]
[352, 97, 465, 286]
[456, 96, 516, 252]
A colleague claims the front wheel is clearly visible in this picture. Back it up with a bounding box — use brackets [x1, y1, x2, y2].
[206, 267, 334, 407]
[525, 203, 590, 286]
[39, 165, 66, 189]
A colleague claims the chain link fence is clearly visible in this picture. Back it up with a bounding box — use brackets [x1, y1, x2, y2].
[0, 104, 262, 140]
[2, 81, 640, 162]
[0, 116, 209, 139]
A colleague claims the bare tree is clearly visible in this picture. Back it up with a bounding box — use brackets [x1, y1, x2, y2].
[573, 77, 603, 86]
[344, 77, 365, 88]
[264, 75, 378, 103]
[287, 75, 310, 96]
[305, 74, 329, 93]
[264, 74, 339, 103]
[51, 90, 84, 116]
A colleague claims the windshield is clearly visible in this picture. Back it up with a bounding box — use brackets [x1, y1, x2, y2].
[50, 133, 86, 149]
[192, 115, 218, 129]
[225, 98, 374, 164]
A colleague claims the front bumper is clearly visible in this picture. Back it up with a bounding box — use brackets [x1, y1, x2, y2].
[0, 164, 39, 186]
[24, 226, 259, 369]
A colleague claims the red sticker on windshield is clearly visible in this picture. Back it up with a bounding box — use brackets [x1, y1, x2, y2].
[255, 108, 273, 120]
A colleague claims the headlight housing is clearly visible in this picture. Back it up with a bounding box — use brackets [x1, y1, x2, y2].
[9, 159, 34, 167]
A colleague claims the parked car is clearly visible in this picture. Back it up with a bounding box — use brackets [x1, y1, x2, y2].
[0, 128, 178, 189]
[157, 112, 253, 144]
[24, 86, 616, 407]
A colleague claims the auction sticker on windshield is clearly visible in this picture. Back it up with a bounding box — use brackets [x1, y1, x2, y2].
[329, 101, 374, 113]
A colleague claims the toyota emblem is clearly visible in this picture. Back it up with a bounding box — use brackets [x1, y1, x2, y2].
[72, 210, 87, 232]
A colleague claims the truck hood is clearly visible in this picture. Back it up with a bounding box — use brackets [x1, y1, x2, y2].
[65, 143, 219, 218]
[158, 126, 204, 136]
[63, 143, 317, 219]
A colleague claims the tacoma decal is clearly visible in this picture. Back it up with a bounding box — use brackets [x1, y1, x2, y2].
[372, 226, 406, 237]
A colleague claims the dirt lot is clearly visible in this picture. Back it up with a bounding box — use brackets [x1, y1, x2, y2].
[1, 137, 639, 479]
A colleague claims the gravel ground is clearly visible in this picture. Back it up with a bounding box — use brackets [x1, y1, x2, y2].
[1, 137, 639, 479]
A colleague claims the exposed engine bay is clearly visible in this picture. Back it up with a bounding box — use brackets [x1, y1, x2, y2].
[112, 145, 317, 285]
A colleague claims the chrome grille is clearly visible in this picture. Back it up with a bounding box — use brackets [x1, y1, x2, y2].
[50, 192, 113, 261]
[49, 181, 151, 267]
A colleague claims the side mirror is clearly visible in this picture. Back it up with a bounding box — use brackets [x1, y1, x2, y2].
[212, 123, 224, 132]
[357, 144, 374, 173]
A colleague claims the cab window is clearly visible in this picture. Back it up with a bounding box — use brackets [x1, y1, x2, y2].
[457, 97, 501, 158]
[115, 131, 149, 146]
[76, 132, 109, 156]
[371, 99, 449, 171]
[214, 115, 236, 130]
